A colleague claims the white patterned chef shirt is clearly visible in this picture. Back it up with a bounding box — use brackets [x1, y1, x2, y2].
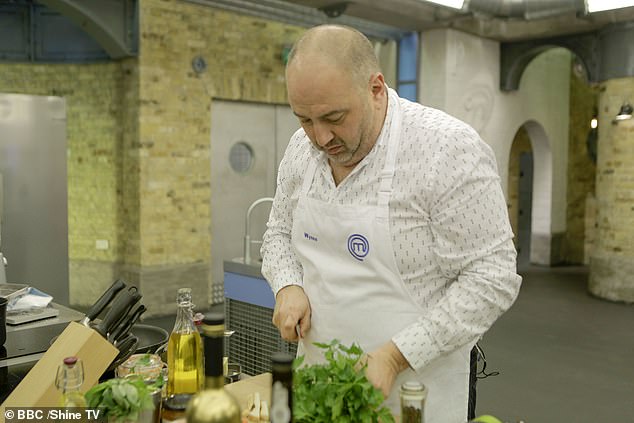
[261, 87, 522, 371]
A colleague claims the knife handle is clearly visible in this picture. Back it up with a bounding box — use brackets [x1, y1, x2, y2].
[82, 279, 126, 324]
[94, 287, 141, 338]
[111, 334, 140, 369]
[110, 303, 147, 343]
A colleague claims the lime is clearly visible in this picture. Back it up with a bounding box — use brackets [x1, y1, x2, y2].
[471, 415, 504, 423]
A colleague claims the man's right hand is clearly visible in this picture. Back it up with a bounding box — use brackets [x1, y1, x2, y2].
[272, 285, 311, 342]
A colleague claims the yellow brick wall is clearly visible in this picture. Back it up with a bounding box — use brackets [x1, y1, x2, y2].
[0, 63, 124, 263]
[565, 65, 598, 263]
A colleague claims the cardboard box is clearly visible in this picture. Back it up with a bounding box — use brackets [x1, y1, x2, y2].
[1, 321, 118, 409]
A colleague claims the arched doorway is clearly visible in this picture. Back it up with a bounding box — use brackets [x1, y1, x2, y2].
[508, 127, 533, 268]
[508, 121, 553, 267]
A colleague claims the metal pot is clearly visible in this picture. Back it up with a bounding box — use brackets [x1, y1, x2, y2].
[130, 324, 169, 354]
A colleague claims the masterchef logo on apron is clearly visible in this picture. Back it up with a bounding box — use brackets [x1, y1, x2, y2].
[347, 233, 369, 261]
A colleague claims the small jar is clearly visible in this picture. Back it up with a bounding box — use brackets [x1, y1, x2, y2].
[400, 381, 426, 423]
[162, 394, 192, 423]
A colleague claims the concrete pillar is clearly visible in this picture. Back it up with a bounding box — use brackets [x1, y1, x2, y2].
[589, 22, 634, 302]
[589, 77, 634, 302]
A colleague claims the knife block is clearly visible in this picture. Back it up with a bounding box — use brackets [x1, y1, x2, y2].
[0, 321, 118, 409]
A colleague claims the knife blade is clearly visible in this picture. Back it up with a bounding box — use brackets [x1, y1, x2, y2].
[93, 287, 142, 339]
[80, 279, 126, 327]
[109, 303, 146, 344]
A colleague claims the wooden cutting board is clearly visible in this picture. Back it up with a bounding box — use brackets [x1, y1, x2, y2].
[224, 372, 402, 422]
[225, 372, 272, 411]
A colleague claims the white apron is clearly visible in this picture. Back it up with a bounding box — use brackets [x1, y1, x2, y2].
[290, 92, 471, 423]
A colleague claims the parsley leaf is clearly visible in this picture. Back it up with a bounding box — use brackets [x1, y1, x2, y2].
[293, 339, 395, 423]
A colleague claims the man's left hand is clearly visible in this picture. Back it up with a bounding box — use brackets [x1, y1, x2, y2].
[364, 341, 410, 397]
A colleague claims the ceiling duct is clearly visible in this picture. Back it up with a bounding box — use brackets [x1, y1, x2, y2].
[467, 0, 583, 20]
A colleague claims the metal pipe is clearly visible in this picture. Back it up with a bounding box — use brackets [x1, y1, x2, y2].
[244, 197, 274, 265]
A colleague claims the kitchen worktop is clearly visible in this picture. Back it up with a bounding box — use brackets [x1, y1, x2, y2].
[1, 303, 84, 368]
[224, 258, 263, 279]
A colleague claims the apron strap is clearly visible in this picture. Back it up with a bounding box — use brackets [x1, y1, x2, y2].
[377, 88, 402, 218]
[300, 156, 318, 197]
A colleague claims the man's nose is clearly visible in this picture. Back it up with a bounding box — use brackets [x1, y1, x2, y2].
[313, 122, 334, 147]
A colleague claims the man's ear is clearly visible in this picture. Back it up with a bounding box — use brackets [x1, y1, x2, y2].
[369, 72, 386, 98]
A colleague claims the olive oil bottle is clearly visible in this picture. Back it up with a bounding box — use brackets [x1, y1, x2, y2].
[186, 312, 241, 423]
[167, 288, 204, 396]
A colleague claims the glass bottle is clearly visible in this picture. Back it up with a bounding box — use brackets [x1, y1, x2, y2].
[167, 287, 204, 396]
[55, 356, 87, 407]
[186, 312, 241, 423]
[270, 352, 294, 423]
[400, 381, 426, 423]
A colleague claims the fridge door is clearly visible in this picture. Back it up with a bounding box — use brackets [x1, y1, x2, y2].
[0, 93, 68, 304]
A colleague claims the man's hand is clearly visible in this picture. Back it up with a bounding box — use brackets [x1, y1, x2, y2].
[272, 285, 311, 342]
[364, 341, 410, 397]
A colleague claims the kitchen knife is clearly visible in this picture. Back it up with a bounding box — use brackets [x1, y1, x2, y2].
[80, 279, 126, 326]
[109, 303, 146, 345]
[93, 287, 142, 338]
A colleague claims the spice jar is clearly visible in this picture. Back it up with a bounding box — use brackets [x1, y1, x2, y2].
[400, 381, 426, 423]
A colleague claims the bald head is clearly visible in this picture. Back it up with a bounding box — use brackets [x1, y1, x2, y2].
[286, 25, 380, 91]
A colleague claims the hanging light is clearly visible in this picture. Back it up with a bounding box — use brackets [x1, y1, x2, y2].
[613, 103, 633, 123]
[586, 0, 634, 13]
[590, 117, 598, 129]
[587, 110, 598, 163]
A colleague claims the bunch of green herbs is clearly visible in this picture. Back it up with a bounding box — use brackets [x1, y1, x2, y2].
[85, 373, 163, 422]
[293, 340, 395, 423]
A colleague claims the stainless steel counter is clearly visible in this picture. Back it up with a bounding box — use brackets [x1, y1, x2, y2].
[1, 303, 84, 368]
[223, 258, 264, 279]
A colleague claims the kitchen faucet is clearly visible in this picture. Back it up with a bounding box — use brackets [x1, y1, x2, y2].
[243, 197, 273, 265]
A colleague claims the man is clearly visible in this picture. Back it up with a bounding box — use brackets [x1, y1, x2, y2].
[261, 24, 521, 422]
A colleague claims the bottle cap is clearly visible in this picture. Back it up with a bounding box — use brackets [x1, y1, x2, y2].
[63, 356, 78, 366]
[401, 381, 426, 393]
[271, 352, 294, 365]
[202, 312, 224, 326]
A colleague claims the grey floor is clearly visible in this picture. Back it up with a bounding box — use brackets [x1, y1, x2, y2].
[145, 265, 634, 423]
[476, 265, 634, 423]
